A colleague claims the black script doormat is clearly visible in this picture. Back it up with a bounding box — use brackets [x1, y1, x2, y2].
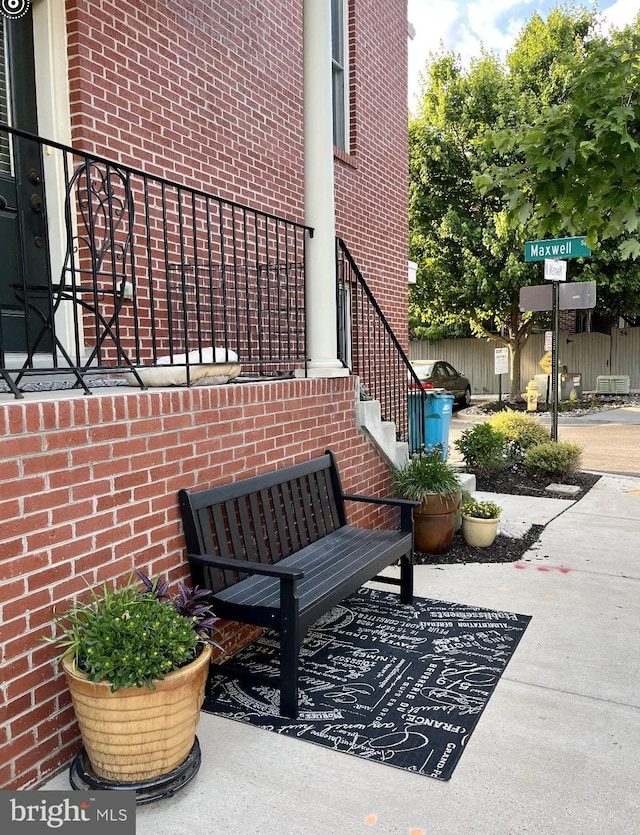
[202, 588, 531, 780]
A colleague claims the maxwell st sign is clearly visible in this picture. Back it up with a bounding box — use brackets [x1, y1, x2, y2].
[525, 236, 591, 262]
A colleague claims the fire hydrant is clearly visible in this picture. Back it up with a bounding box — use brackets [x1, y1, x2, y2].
[525, 379, 539, 412]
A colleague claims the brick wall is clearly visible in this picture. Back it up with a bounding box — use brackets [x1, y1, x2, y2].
[65, 0, 305, 217]
[0, 377, 398, 790]
[63, 0, 408, 340]
[334, 1, 409, 344]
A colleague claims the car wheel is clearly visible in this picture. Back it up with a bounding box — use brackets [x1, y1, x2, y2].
[460, 387, 471, 408]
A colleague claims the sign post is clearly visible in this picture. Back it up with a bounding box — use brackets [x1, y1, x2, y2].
[550, 280, 560, 440]
[523, 236, 592, 441]
[494, 347, 509, 402]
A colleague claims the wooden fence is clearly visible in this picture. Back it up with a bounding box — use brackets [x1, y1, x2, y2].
[409, 327, 640, 395]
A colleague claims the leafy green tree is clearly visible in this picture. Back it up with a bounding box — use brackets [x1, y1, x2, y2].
[484, 14, 640, 260]
[409, 4, 640, 402]
[409, 40, 552, 400]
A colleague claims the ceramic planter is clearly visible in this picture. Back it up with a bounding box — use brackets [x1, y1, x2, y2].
[461, 515, 500, 548]
[413, 490, 461, 554]
[63, 643, 212, 783]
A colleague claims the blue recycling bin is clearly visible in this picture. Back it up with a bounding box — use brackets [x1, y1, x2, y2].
[407, 391, 455, 458]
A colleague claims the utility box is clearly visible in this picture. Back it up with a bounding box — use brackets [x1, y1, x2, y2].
[534, 373, 582, 402]
[596, 375, 631, 394]
[566, 373, 583, 399]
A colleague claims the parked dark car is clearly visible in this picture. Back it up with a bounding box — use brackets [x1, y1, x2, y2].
[409, 360, 472, 407]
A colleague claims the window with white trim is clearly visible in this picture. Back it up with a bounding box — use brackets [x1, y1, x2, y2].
[331, 0, 348, 151]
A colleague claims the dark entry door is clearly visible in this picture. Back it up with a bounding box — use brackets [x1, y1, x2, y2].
[0, 10, 48, 353]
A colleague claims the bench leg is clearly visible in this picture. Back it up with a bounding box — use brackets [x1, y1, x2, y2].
[279, 623, 300, 718]
[400, 551, 414, 604]
[279, 578, 300, 718]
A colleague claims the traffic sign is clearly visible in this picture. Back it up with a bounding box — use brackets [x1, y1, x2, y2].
[544, 259, 567, 282]
[538, 351, 553, 374]
[519, 281, 597, 312]
[494, 347, 509, 375]
[525, 236, 591, 262]
[561, 281, 597, 309]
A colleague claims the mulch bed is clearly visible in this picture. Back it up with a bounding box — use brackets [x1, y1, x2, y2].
[414, 523, 546, 567]
[473, 466, 601, 501]
[414, 467, 601, 566]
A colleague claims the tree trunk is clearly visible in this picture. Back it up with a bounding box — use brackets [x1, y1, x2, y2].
[472, 308, 536, 404]
[509, 338, 523, 402]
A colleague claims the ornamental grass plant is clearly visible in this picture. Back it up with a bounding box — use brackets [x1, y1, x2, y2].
[392, 446, 461, 504]
[45, 571, 219, 691]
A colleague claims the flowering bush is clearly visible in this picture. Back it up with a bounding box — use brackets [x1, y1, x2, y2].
[45, 571, 219, 691]
[460, 499, 502, 519]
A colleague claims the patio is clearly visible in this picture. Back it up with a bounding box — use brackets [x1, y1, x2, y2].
[40, 472, 640, 834]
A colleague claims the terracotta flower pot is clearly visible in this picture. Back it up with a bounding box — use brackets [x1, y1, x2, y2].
[461, 515, 499, 548]
[413, 490, 461, 554]
[63, 643, 212, 783]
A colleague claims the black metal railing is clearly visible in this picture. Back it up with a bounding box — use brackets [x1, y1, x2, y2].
[336, 238, 430, 453]
[0, 124, 311, 397]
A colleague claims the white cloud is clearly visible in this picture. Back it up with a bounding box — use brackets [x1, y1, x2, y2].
[599, 0, 640, 31]
[408, 0, 525, 108]
[408, 0, 640, 109]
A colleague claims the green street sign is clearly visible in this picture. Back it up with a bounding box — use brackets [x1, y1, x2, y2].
[525, 236, 591, 262]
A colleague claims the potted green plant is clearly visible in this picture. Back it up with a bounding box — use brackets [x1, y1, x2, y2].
[460, 499, 502, 547]
[45, 571, 218, 787]
[392, 447, 462, 554]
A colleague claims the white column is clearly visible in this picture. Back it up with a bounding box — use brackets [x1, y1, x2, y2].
[296, 0, 348, 378]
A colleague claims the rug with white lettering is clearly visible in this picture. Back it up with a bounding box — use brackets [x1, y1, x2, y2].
[201, 588, 531, 780]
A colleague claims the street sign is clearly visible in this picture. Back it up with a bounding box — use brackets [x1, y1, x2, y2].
[519, 284, 553, 312]
[519, 281, 597, 312]
[544, 259, 567, 282]
[525, 236, 591, 262]
[561, 281, 597, 309]
[494, 347, 509, 375]
[544, 330, 553, 351]
[538, 351, 553, 374]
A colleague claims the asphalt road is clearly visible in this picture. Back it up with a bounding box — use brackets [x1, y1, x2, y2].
[449, 405, 640, 476]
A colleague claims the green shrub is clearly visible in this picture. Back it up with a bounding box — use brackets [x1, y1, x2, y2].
[488, 411, 550, 450]
[524, 442, 582, 478]
[453, 423, 509, 472]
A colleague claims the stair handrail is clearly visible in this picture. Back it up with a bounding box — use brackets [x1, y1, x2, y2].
[336, 237, 429, 451]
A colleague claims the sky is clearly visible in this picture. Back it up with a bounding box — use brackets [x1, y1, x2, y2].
[407, 0, 640, 107]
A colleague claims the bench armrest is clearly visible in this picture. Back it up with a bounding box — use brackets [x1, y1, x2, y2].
[342, 493, 419, 533]
[187, 552, 305, 580]
[342, 493, 420, 509]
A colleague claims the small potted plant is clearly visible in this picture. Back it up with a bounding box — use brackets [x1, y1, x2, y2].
[392, 446, 462, 554]
[460, 499, 502, 547]
[45, 570, 219, 788]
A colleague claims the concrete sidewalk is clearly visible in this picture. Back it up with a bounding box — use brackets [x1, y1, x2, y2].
[42, 473, 640, 835]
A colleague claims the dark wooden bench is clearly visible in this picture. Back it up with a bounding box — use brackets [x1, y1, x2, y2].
[178, 450, 418, 718]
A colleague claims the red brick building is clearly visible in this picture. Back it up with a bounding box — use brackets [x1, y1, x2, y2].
[0, 0, 409, 789]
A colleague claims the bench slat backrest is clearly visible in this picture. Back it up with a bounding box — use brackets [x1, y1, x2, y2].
[178, 452, 347, 594]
